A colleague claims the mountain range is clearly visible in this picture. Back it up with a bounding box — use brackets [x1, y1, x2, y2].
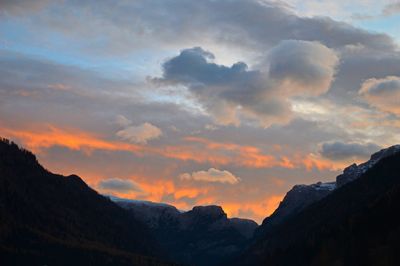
[237, 144, 400, 265]
[1, 137, 400, 265]
[111, 196, 257, 265]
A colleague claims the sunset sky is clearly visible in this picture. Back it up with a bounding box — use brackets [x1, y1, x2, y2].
[1, 0, 400, 223]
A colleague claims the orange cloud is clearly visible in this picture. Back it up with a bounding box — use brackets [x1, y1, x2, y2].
[183, 136, 295, 169]
[1, 124, 344, 174]
[298, 153, 351, 171]
[0, 124, 144, 154]
[1, 124, 299, 170]
[174, 187, 209, 199]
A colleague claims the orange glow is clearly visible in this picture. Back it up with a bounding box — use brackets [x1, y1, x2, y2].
[222, 195, 283, 223]
[1, 124, 347, 172]
[183, 136, 295, 168]
[93, 174, 283, 223]
[298, 153, 348, 171]
[174, 188, 208, 199]
[1, 125, 300, 169]
[0, 124, 144, 154]
[1, 124, 345, 223]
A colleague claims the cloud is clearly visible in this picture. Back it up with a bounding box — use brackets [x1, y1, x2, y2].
[0, 0, 53, 15]
[116, 122, 162, 144]
[155, 41, 338, 126]
[268, 40, 339, 96]
[5, 0, 395, 55]
[114, 115, 132, 127]
[320, 141, 381, 161]
[382, 2, 400, 16]
[359, 76, 400, 115]
[98, 178, 142, 193]
[0, 124, 301, 170]
[351, 2, 400, 21]
[180, 168, 240, 184]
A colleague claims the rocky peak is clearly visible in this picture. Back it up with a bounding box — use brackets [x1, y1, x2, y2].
[190, 205, 226, 219]
[261, 181, 335, 227]
[337, 145, 400, 187]
[262, 144, 400, 230]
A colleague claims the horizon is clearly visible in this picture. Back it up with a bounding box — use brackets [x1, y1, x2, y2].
[1, 0, 400, 223]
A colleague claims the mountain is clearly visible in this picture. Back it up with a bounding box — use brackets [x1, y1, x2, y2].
[112, 197, 258, 266]
[109, 196, 182, 229]
[235, 146, 400, 266]
[259, 145, 400, 233]
[0, 138, 172, 266]
[336, 144, 400, 187]
[260, 181, 335, 230]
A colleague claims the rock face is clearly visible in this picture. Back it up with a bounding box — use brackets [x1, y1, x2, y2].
[0, 138, 169, 266]
[112, 198, 258, 266]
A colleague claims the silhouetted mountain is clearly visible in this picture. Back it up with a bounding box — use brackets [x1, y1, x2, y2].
[260, 181, 335, 231]
[230, 218, 258, 239]
[234, 146, 400, 266]
[259, 145, 400, 235]
[0, 138, 172, 266]
[112, 197, 258, 266]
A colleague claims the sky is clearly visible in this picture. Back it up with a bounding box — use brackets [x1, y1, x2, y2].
[1, 0, 400, 223]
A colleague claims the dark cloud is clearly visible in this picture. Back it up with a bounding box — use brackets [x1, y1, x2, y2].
[2, 0, 396, 55]
[320, 141, 381, 161]
[98, 178, 142, 193]
[155, 41, 338, 126]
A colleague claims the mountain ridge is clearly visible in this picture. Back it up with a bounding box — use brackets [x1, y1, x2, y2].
[112, 196, 258, 266]
[235, 145, 400, 266]
[0, 138, 173, 266]
[258, 144, 400, 233]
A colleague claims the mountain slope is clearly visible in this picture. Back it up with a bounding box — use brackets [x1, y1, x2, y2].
[236, 149, 400, 266]
[115, 198, 258, 266]
[260, 181, 335, 231]
[259, 145, 400, 235]
[0, 138, 171, 266]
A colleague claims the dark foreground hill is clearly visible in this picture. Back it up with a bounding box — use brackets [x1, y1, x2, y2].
[234, 148, 400, 266]
[0, 138, 172, 266]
